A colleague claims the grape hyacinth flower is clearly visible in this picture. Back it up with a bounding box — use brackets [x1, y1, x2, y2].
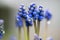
[29, 3, 36, 11]
[28, 3, 39, 36]
[45, 10, 52, 21]
[25, 13, 33, 40]
[25, 14, 33, 27]
[16, 5, 26, 40]
[34, 33, 42, 40]
[0, 19, 5, 39]
[38, 6, 44, 21]
[16, 15, 23, 27]
[36, 6, 44, 36]
[18, 4, 27, 19]
[44, 10, 52, 40]
[28, 3, 37, 19]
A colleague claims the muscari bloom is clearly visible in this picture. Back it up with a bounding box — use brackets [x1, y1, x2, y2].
[17, 4, 33, 27]
[18, 5, 27, 19]
[45, 10, 52, 21]
[25, 14, 33, 27]
[0, 30, 4, 39]
[0, 19, 5, 39]
[38, 6, 44, 21]
[28, 3, 38, 21]
[16, 15, 23, 27]
[34, 33, 42, 40]
[29, 3, 36, 11]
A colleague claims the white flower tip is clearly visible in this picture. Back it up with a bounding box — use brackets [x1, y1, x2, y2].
[47, 21, 51, 24]
[3, 31, 5, 34]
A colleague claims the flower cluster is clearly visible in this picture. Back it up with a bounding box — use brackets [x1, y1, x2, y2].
[0, 19, 5, 39]
[16, 3, 52, 27]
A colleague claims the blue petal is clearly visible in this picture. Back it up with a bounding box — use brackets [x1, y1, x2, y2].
[26, 20, 32, 27]
[16, 15, 23, 27]
[45, 11, 52, 20]
[25, 15, 33, 27]
[38, 9, 44, 21]
[39, 6, 43, 8]
[30, 3, 36, 8]
[38, 16, 44, 21]
[0, 31, 3, 39]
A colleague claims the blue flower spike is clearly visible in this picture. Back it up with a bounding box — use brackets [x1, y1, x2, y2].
[0, 19, 5, 39]
[45, 10, 52, 21]
[36, 6, 44, 36]
[18, 5, 24, 16]
[25, 14, 33, 40]
[16, 15, 23, 27]
[0, 30, 3, 39]
[38, 6, 44, 21]
[33, 10, 38, 20]
[16, 14, 23, 40]
[18, 5, 27, 19]
[28, 4, 39, 37]
[44, 10, 52, 40]
[28, 3, 36, 12]
[25, 14, 33, 27]
[28, 3, 38, 21]
[29, 3, 36, 11]
[34, 33, 42, 40]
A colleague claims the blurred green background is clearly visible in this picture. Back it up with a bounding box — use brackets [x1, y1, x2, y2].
[0, 5, 18, 40]
[0, 5, 10, 40]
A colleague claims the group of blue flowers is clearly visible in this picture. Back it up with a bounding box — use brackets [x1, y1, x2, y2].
[16, 3, 52, 27]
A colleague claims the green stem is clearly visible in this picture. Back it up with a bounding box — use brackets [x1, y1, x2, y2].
[37, 21, 40, 36]
[18, 27, 21, 40]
